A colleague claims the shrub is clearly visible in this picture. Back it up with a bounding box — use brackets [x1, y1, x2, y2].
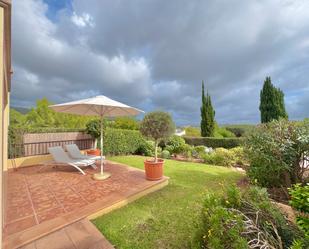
[140, 111, 175, 161]
[192, 145, 207, 158]
[184, 126, 201, 137]
[214, 124, 236, 138]
[103, 128, 145, 155]
[203, 147, 248, 167]
[203, 151, 226, 166]
[245, 119, 309, 188]
[23, 127, 86, 133]
[224, 125, 256, 137]
[183, 136, 243, 149]
[289, 184, 309, 213]
[161, 150, 171, 159]
[85, 119, 108, 148]
[112, 117, 139, 130]
[225, 127, 246, 137]
[201, 194, 247, 249]
[181, 144, 194, 158]
[85, 119, 104, 139]
[8, 127, 25, 158]
[289, 184, 309, 238]
[229, 147, 249, 168]
[136, 140, 155, 157]
[164, 135, 186, 155]
[200, 186, 305, 249]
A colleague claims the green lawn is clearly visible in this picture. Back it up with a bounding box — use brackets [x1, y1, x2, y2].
[93, 156, 244, 249]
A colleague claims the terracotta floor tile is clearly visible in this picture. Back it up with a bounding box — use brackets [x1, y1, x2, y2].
[32, 198, 60, 213]
[6, 203, 33, 222]
[36, 206, 66, 223]
[4, 161, 167, 237]
[4, 215, 37, 236]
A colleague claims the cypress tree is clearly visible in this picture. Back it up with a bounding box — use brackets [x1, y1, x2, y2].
[259, 76, 288, 123]
[275, 88, 288, 120]
[200, 81, 215, 137]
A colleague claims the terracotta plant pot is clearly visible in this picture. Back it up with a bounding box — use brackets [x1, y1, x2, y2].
[144, 159, 164, 181]
[87, 149, 101, 156]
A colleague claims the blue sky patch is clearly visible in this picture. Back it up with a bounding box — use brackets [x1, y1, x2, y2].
[43, 0, 72, 21]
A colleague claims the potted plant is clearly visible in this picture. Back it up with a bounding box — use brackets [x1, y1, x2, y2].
[85, 119, 102, 156]
[140, 111, 175, 180]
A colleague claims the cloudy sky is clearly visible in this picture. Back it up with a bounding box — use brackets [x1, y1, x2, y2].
[11, 0, 309, 125]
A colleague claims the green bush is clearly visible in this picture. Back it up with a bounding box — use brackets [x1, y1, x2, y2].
[192, 145, 207, 158]
[201, 194, 247, 249]
[203, 151, 226, 166]
[183, 136, 243, 148]
[229, 147, 248, 168]
[23, 127, 86, 133]
[200, 186, 305, 249]
[181, 144, 194, 158]
[203, 147, 248, 167]
[245, 119, 309, 188]
[289, 184, 309, 213]
[161, 150, 171, 159]
[184, 127, 201, 137]
[103, 128, 145, 155]
[225, 127, 246, 137]
[214, 125, 236, 138]
[223, 124, 256, 137]
[112, 117, 139, 130]
[85, 119, 105, 145]
[136, 140, 155, 157]
[289, 184, 309, 238]
[165, 135, 186, 155]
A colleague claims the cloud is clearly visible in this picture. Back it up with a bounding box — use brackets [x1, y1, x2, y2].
[11, 0, 309, 124]
[71, 12, 94, 28]
[12, 0, 152, 108]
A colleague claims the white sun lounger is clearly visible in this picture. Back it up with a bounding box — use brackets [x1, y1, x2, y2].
[48, 146, 96, 175]
[65, 144, 104, 162]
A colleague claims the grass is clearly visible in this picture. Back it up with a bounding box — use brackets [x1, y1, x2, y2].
[93, 156, 244, 249]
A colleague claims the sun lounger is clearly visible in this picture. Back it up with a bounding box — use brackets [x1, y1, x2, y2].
[65, 144, 103, 163]
[48, 146, 96, 175]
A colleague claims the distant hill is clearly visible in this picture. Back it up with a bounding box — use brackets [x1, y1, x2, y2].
[11, 106, 30, 114]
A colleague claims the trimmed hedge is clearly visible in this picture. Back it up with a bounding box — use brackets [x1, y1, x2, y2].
[103, 128, 145, 155]
[22, 127, 86, 133]
[183, 136, 244, 148]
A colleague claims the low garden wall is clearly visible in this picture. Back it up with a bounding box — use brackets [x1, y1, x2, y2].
[9, 131, 94, 158]
[183, 136, 244, 148]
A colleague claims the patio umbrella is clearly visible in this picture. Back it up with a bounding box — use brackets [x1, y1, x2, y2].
[49, 95, 143, 180]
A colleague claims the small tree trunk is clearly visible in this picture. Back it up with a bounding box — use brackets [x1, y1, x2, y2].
[94, 138, 98, 149]
[154, 140, 158, 162]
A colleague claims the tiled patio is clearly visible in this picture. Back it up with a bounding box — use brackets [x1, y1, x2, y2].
[4, 160, 168, 248]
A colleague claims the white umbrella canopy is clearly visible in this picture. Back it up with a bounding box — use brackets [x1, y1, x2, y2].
[50, 95, 143, 117]
[49, 95, 144, 180]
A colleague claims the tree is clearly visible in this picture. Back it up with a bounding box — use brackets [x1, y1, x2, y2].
[9, 109, 26, 128]
[200, 81, 215, 137]
[259, 77, 288, 123]
[85, 119, 109, 148]
[245, 119, 309, 188]
[113, 117, 139, 130]
[140, 111, 175, 162]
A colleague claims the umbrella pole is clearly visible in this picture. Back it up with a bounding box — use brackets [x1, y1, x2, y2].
[100, 116, 103, 175]
[93, 116, 111, 180]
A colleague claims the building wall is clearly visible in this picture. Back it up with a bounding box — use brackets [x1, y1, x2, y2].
[0, 7, 5, 248]
[0, 1, 11, 247]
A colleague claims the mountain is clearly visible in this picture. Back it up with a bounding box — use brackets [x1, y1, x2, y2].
[11, 106, 30, 114]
